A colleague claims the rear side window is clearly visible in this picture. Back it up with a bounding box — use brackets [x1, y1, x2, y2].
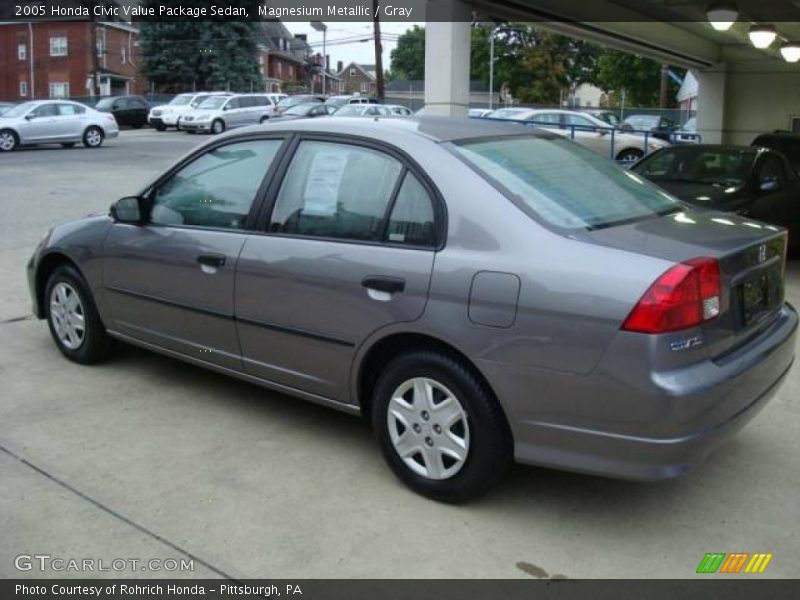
[57, 103, 85, 115]
[269, 141, 403, 241]
[386, 173, 435, 247]
[454, 136, 679, 230]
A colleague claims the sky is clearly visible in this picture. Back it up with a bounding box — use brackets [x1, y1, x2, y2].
[284, 21, 421, 72]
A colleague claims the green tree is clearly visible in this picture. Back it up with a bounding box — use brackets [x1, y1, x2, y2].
[594, 49, 682, 107]
[138, 1, 263, 92]
[389, 25, 426, 80]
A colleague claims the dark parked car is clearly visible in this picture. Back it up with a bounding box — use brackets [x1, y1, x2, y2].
[274, 95, 325, 114]
[752, 131, 800, 175]
[672, 117, 701, 145]
[94, 95, 150, 128]
[272, 102, 336, 120]
[623, 114, 676, 141]
[27, 118, 796, 501]
[631, 145, 800, 244]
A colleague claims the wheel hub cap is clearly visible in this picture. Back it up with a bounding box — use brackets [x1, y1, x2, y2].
[50, 282, 85, 350]
[387, 377, 470, 480]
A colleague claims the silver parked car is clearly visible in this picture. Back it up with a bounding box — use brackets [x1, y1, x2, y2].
[0, 100, 119, 151]
[178, 94, 274, 134]
[148, 92, 231, 131]
[27, 118, 796, 501]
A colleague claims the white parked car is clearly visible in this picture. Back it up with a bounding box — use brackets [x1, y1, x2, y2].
[178, 94, 276, 134]
[0, 100, 118, 152]
[487, 108, 669, 162]
[148, 92, 230, 131]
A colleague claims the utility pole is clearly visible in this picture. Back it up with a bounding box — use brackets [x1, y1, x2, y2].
[372, 0, 384, 100]
[659, 64, 669, 108]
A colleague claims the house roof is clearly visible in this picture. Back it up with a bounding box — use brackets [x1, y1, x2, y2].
[676, 71, 698, 102]
[260, 21, 310, 64]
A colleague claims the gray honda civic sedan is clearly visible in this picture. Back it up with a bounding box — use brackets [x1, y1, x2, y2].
[27, 117, 797, 501]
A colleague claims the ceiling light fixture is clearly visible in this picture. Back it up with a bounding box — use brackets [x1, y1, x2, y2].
[749, 24, 777, 49]
[781, 42, 800, 62]
[707, 2, 738, 31]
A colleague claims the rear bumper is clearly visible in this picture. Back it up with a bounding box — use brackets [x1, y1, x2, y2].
[486, 303, 797, 480]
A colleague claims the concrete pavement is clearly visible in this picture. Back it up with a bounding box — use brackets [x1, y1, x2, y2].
[1, 129, 798, 579]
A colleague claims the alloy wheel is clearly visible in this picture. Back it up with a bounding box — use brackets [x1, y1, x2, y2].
[49, 282, 86, 350]
[85, 128, 103, 147]
[387, 377, 470, 480]
[0, 131, 16, 151]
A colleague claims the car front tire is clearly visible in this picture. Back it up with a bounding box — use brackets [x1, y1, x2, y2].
[211, 119, 226, 135]
[372, 351, 512, 503]
[45, 265, 112, 364]
[616, 148, 644, 163]
[83, 126, 104, 148]
[0, 129, 18, 152]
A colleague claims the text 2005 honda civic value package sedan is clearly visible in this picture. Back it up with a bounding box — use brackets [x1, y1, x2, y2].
[27, 117, 796, 502]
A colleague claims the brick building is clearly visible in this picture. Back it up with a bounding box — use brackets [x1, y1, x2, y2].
[0, 21, 143, 102]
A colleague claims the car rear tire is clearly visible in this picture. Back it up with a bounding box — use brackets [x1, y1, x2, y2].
[83, 126, 104, 148]
[155, 125, 166, 132]
[45, 265, 112, 364]
[60, 142, 76, 148]
[616, 148, 644, 164]
[371, 351, 512, 503]
[0, 129, 18, 152]
[211, 119, 225, 135]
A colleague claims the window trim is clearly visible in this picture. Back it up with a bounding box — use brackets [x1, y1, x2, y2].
[253, 132, 446, 251]
[136, 135, 291, 234]
[18, 43, 26, 60]
[49, 36, 68, 57]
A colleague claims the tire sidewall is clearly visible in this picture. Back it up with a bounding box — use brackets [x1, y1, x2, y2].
[212, 119, 225, 134]
[45, 265, 109, 364]
[372, 352, 511, 502]
[617, 149, 643, 163]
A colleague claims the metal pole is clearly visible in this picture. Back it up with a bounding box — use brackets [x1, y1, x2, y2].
[322, 28, 327, 96]
[489, 32, 495, 110]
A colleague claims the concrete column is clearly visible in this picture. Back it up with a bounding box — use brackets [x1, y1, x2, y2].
[694, 66, 727, 144]
[424, 0, 471, 116]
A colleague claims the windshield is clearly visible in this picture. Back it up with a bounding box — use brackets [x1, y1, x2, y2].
[2, 102, 38, 118]
[633, 147, 756, 187]
[453, 136, 680, 230]
[197, 97, 227, 110]
[325, 97, 350, 107]
[682, 117, 696, 131]
[169, 95, 193, 106]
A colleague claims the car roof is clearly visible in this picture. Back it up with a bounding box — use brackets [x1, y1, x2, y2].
[218, 116, 555, 144]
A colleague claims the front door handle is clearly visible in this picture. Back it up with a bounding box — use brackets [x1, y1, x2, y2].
[197, 254, 226, 268]
[361, 276, 405, 294]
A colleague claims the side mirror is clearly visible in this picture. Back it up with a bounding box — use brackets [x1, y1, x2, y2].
[760, 178, 780, 193]
[620, 123, 634, 132]
[25, 114, 35, 121]
[110, 196, 144, 224]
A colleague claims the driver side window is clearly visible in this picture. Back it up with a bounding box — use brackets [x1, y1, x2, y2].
[150, 140, 282, 230]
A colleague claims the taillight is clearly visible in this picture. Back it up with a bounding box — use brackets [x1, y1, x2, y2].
[622, 257, 721, 334]
[106, 114, 116, 122]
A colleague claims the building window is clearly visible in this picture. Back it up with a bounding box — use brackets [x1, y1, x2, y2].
[121, 47, 126, 64]
[18, 43, 26, 60]
[360, 82, 370, 94]
[350, 67, 356, 76]
[49, 82, 70, 98]
[20, 81, 28, 97]
[50, 36, 68, 57]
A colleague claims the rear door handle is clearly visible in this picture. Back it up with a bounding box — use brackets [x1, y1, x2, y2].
[197, 254, 226, 268]
[361, 276, 405, 294]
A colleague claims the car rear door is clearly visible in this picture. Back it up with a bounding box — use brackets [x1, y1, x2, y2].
[235, 136, 440, 403]
[103, 136, 287, 368]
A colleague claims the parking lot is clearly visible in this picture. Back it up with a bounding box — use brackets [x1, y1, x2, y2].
[1, 128, 799, 579]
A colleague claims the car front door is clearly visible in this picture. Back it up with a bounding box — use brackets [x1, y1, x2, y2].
[17, 103, 61, 142]
[749, 153, 799, 234]
[103, 137, 286, 368]
[222, 97, 243, 128]
[235, 138, 440, 403]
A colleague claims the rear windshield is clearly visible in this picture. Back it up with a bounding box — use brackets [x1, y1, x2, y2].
[453, 136, 680, 230]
